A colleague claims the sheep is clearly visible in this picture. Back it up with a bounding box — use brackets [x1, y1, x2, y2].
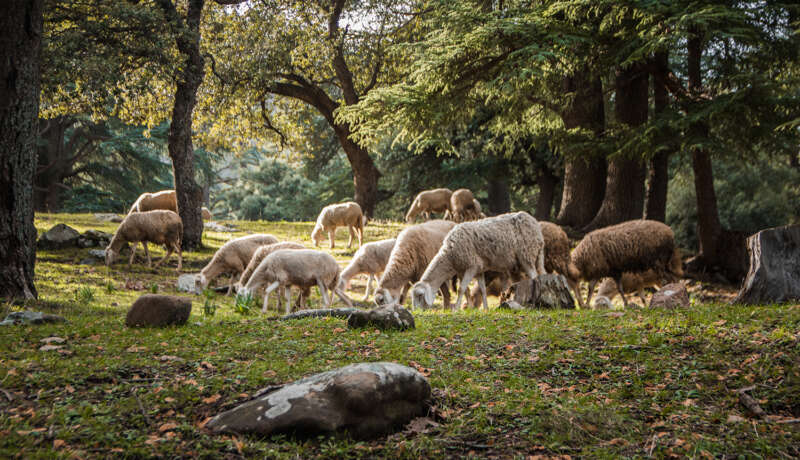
[238, 249, 352, 314]
[373, 220, 456, 307]
[594, 249, 684, 307]
[338, 238, 396, 301]
[196, 234, 279, 294]
[311, 202, 365, 249]
[202, 207, 212, 220]
[128, 190, 178, 214]
[473, 199, 486, 219]
[411, 212, 546, 311]
[405, 188, 453, 223]
[449, 188, 480, 223]
[236, 241, 307, 311]
[105, 210, 183, 271]
[570, 220, 682, 308]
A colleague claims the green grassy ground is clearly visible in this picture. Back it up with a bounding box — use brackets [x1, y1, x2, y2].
[1, 214, 798, 458]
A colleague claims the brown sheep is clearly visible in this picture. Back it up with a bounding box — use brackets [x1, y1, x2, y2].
[311, 202, 365, 249]
[570, 220, 682, 308]
[449, 188, 479, 223]
[405, 188, 453, 223]
[595, 249, 684, 306]
[128, 190, 178, 214]
[105, 210, 183, 271]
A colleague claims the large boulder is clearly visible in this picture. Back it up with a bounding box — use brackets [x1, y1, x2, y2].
[649, 283, 690, 309]
[37, 224, 80, 250]
[0, 311, 67, 326]
[125, 294, 192, 328]
[206, 362, 430, 439]
[500, 274, 576, 310]
[734, 225, 800, 305]
[347, 303, 415, 331]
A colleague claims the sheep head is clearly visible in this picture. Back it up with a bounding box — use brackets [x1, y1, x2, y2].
[195, 273, 209, 291]
[374, 288, 397, 306]
[104, 247, 118, 266]
[411, 282, 435, 309]
[310, 225, 323, 247]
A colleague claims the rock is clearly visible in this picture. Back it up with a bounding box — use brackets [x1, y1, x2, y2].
[347, 304, 415, 331]
[79, 257, 98, 265]
[592, 296, 613, 310]
[506, 274, 576, 309]
[37, 224, 80, 250]
[177, 274, 202, 294]
[649, 283, 690, 309]
[125, 294, 192, 328]
[734, 225, 800, 305]
[274, 308, 360, 321]
[497, 300, 524, 311]
[0, 311, 67, 326]
[204, 222, 236, 232]
[94, 213, 123, 223]
[88, 249, 106, 259]
[77, 229, 113, 248]
[207, 362, 430, 439]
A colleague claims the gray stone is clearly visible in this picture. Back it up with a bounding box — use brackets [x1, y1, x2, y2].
[506, 274, 576, 310]
[177, 274, 202, 294]
[77, 229, 113, 248]
[649, 283, 690, 309]
[497, 300, 524, 311]
[37, 224, 80, 250]
[204, 222, 236, 232]
[0, 311, 67, 326]
[88, 249, 106, 259]
[125, 294, 192, 327]
[347, 304, 415, 331]
[94, 213, 123, 223]
[207, 362, 430, 439]
[734, 225, 800, 305]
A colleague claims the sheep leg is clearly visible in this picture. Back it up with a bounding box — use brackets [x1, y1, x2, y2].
[129, 243, 137, 265]
[536, 249, 546, 276]
[399, 284, 410, 305]
[153, 245, 172, 268]
[637, 288, 648, 307]
[616, 278, 630, 308]
[477, 273, 489, 311]
[262, 281, 280, 314]
[316, 277, 331, 308]
[347, 226, 355, 248]
[363, 274, 375, 301]
[143, 242, 151, 268]
[328, 230, 335, 249]
[175, 242, 182, 272]
[455, 269, 476, 311]
[568, 278, 584, 308]
[226, 274, 235, 296]
[585, 280, 598, 307]
[334, 287, 354, 308]
[284, 286, 293, 314]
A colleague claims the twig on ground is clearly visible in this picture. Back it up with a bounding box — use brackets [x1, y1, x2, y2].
[133, 388, 151, 427]
[0, 388, 13, 401]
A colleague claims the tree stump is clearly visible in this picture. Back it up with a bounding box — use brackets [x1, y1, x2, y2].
[734, 225, 800, 305]
[500, 274, 576, 310]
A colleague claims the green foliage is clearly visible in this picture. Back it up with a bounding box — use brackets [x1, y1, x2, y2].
[149, 283, 159, 294]
[202, 290, 218, 318]
[73, 286, 95, 304]
[233, 292, 256, 316]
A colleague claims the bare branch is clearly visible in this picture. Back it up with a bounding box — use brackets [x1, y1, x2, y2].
[260, 99, 287, 149]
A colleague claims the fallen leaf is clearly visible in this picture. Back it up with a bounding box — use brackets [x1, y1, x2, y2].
[126, 345, 147, 353]
[164, 397, 176, 403]
[38, 344, 63, 352]
[65, 384, 75, 394]
[202, 394, 221, 404]
[727, 414, 746, 423]
[157, 355, 183, 362]
[197, 417, 213, 429]
[40, 337, 65, 344]
[406, 417, 441, 434]
[53, 439, 66, 449]
[158, 422, 178, 433]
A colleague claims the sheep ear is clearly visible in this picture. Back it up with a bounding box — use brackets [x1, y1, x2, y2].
[424, 285, 434, 306]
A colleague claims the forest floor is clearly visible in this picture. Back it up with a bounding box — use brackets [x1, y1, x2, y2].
[1, 214, 798, 459]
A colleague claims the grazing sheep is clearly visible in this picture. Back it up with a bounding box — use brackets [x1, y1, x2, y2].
[570, 220, 682, 308]
[196, 234, 279, 294]
[105, 210, 183, 271]
[202, 207, 212, 220]
[236, 241, 307, 311]
[339, 238, 396, 301]
[473, 199, 486, 219]
[128, 190, 178, 214]
[374, 220, 456, 307]
[450, 188, 479, 223]
[594, 249, 683, 306]
[405, 188, 453, 223]
[311, 202, 365, 249]
[238, 249, 352, 314]
[412, 212, 546, 311]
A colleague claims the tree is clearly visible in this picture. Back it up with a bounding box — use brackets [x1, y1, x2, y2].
[0, 0, 42, 300]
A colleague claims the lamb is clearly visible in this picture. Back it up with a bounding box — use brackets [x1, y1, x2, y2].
[338, 238, 396, 301]
[373, 220, 456, 307]
[105, 210, 183, 271]
[236, 241, 307, 311]
[311, 202, 365, 249]
[128, 190, 177, 214]
[238, 249, 352, 314]
[405, 188, 453, 223]
[411, 212, 546, 311]
[449, 188, 479, 223]
[196, 234, 279, 294]
[570, 220, 682, 308]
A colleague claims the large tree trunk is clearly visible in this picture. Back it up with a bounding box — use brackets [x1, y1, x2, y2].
[333, 123, 380, 218]
[534, 165, 558, 221]
[556, 72, 606, 228]
[0, 0, 42, 300]
[487, 160, 510, 215]
[584, 63, 648, 231]
[645, 52, 670, 222]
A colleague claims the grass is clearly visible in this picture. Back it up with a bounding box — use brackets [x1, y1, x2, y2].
[0, 213, 798, 458]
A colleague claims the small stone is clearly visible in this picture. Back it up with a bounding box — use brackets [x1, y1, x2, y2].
[94, 213, 123, 223]
[347, 304, 415, 331]
[498, 300, 524, 311]
[204, 222, 237, 232]
[177, 274, 201, 294]
[649, 283, 690, 309]
[0, 311, 67, 326]
[37, 224, 81, 250]
[207, 362, 430, 439]
[125, 294, 192, 328]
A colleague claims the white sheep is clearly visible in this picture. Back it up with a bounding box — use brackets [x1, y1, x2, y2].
[338, 238, 396, 301]
[373, 220, 457, 307]
[237, 241, 307, 311]
[411, 212, 546, 311]
[311, 202, 365, 249]
[196, 234, 279, 294]
[238, 249, 352, 314]
[405, 188, 453, 223]
[105, 210, 183, 271]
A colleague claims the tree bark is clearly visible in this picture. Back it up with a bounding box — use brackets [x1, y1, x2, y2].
[332, 122, 380, 217]
[0, 0, 42, 300]
[487, 160, 510, 215]
[584, 63, 648, 231]
[159, 0, 205, 250]
[644, 52, 670, 222]
[534, 165, 558, 221]
[556, 71, 606, 228]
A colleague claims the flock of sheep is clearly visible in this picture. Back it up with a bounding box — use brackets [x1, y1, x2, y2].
[105, 187, 684, 312]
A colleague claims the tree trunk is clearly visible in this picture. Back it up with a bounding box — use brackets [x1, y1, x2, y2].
[333, 123, 380, 218]
[556, 72, 606, 228]
[487, 161, 510, 215]
[535, 165, 557, 221]
[644, 52, 670, 222]
[0, 0, 42, 300]
[584, 63, 648, 231]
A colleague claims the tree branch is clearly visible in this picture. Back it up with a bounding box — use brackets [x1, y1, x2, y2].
[327, 0, 359, 105]
[260, 99, 287, 148]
